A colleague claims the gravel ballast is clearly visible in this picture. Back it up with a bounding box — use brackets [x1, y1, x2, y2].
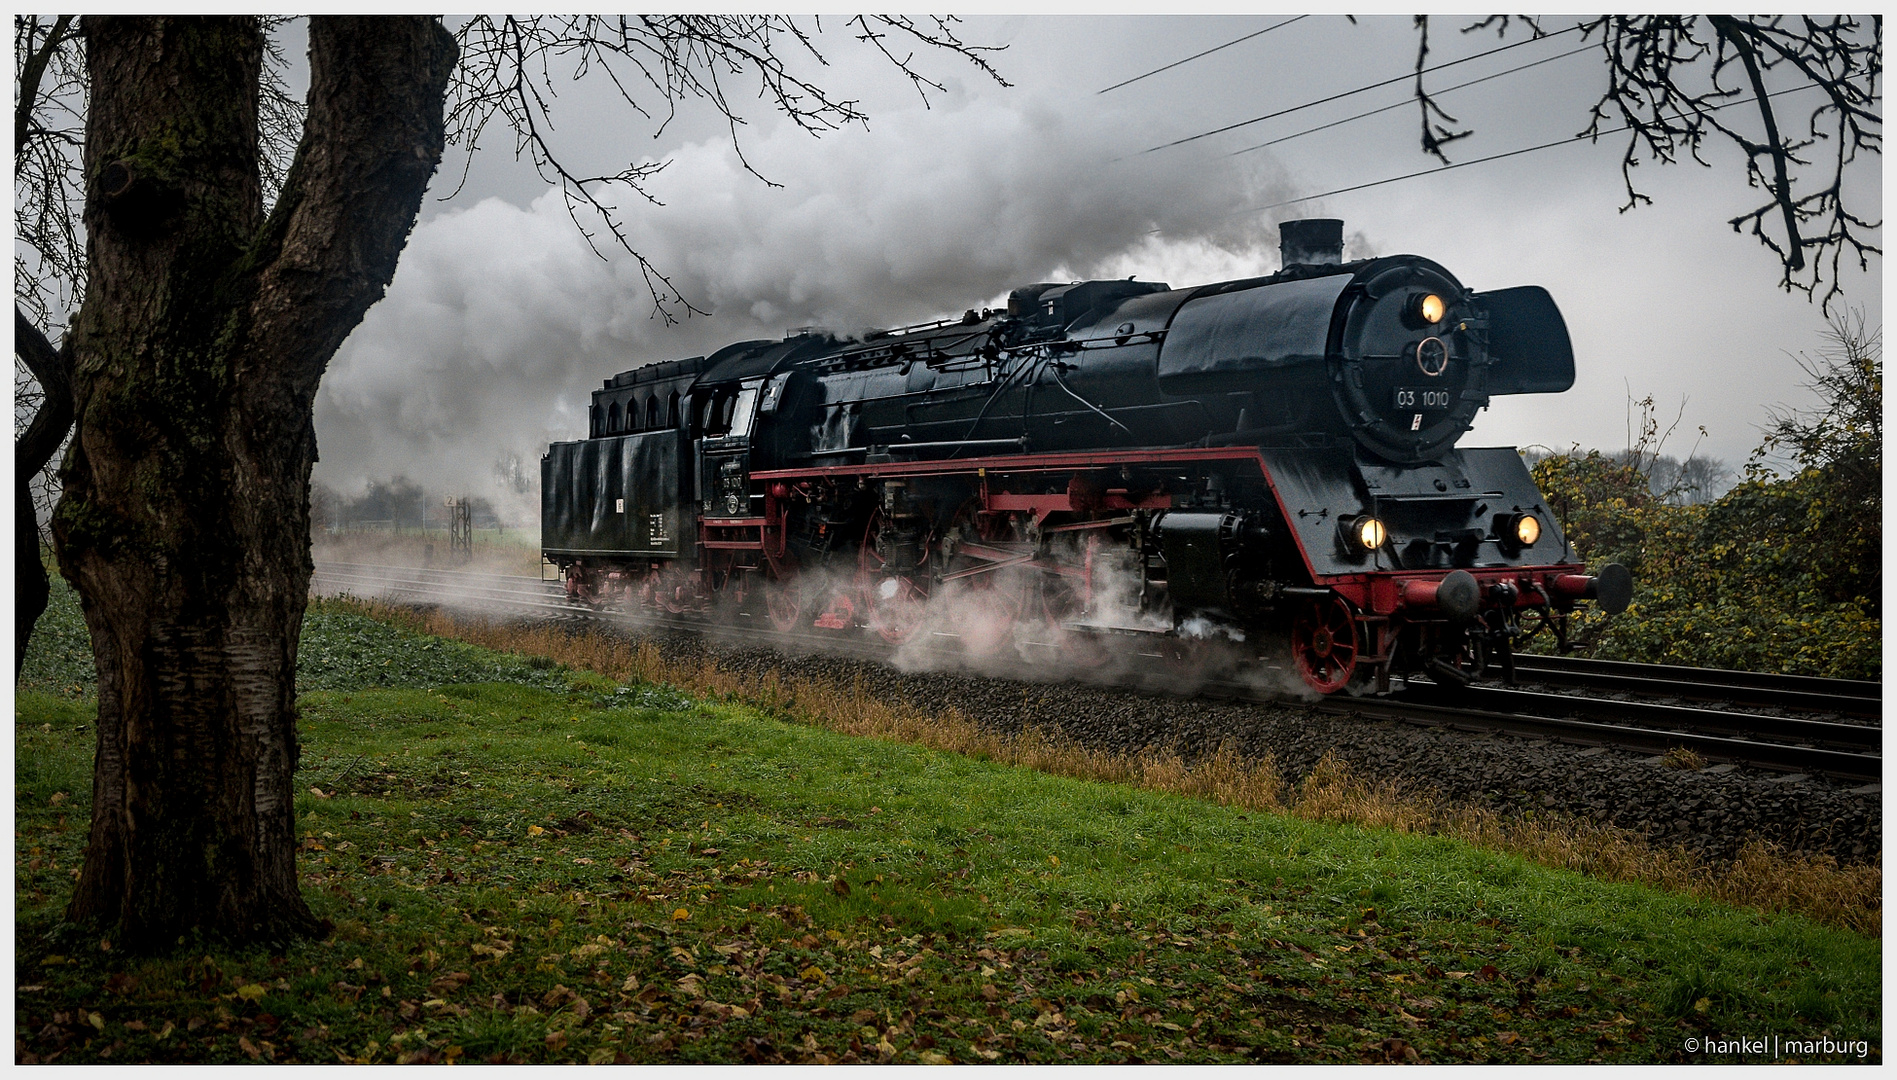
[596, 620, 1880, 868]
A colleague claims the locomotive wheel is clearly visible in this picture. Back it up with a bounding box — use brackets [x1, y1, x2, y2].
[1291, 595, 1362, 695]
[764, 579, 805, 632]
[859, 512, 929, 645]
[867, 574, 927, 645]
[936, 501, 1033, 655]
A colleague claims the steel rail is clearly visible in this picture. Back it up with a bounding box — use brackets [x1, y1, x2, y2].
[1319, 695, 1881, 782]
[1510, 653, 1880, 713]
[1401, 683, 1880, 752]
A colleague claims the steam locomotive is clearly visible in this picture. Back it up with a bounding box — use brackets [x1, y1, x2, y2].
[542, 219, 1631, 694]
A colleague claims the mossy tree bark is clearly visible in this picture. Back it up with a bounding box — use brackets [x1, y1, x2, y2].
[54, 16, 456, 947]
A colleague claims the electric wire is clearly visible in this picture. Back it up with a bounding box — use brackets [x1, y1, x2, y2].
[1143, 23, 1583, 154]
[1232, 83, 1822, 218]
[1227, 43, 1596, 157]
[1098, 15, 1310, 95]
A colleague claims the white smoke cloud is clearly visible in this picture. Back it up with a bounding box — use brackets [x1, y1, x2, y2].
[313, 84, 1297, 523]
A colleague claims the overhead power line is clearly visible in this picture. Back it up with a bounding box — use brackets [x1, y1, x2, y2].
[1144, 23, 1583, 154]
[1228, 43, 1596, 157]
[1234, 83, 1820, 218]
[1098, 15, 1310, 95]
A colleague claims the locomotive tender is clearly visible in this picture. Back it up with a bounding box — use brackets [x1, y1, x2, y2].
[542, 219, 1631, 694]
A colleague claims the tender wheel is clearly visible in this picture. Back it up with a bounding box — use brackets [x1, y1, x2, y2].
[1292, 595, 1362, 694]
[643, 566, 692, 614]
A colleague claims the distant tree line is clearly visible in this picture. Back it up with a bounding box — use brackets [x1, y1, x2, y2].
[311, 477, 504, 532]
[1529, 312, 1880, 678]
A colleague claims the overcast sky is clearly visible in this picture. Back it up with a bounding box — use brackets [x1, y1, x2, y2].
[310, 15, 1883, 519]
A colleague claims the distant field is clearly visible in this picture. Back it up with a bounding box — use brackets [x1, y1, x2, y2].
[311, 528, 547, 577]
[15, 583, 1881, 1064]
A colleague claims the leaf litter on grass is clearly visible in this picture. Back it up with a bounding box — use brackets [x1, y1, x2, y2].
[12, 587, 1882, 1064]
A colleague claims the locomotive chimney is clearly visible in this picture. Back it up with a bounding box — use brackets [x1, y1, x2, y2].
[1279, 218, 1344, 267]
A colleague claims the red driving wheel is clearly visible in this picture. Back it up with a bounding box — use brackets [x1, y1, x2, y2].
[765, 579, 804, 632]
[1292, 594, 1361, 694]
[859, 512, 928, 644]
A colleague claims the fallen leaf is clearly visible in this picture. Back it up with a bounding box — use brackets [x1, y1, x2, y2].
[236, 984, 268, 1001]
[429, 971, 471, 996]
[800, 965, 827, 984]
[239, 1036, 261, 1060]
[672, 908, 691, 922]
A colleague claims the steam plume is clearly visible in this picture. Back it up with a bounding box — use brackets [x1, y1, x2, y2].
[314, 87, 1296, 522]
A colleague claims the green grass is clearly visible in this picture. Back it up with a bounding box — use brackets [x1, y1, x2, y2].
[14, 579, 1882, 1064]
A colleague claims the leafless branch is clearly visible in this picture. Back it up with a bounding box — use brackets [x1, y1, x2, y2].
[1410, 16, 1472, 164]
[15, 15, 86, 327]
[1409, 15, 1880, 311]
[445, 15, 1007, 322]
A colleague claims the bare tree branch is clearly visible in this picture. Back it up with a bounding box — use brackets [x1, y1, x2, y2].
[1410, 15, 1472, 164]
[444, 15, 1008, 322]
[1409, 16, 1880, 311]
[14, 14, 87, 327]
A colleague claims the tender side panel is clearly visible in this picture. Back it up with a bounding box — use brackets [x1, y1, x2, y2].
[542, 431, 687, 558]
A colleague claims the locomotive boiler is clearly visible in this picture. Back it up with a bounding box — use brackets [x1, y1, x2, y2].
[542, 219, 1631, 694]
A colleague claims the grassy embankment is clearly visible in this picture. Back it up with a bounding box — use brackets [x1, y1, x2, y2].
[15, 579, 1880, 1064]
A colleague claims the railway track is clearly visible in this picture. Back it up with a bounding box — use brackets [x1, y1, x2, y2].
[1507, 652, 1880, 720]
[311, 561, 1883, 782]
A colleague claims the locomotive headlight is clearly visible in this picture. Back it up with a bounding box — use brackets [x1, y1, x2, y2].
[1405, 292, 1447, 327]
[1341, 514, 1387, 553]
[1514, 513, 1542, 546]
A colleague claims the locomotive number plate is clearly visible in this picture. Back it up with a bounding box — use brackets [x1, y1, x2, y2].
[1393, 387, 1453, 411]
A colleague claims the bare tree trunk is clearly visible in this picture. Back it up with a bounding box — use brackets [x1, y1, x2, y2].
[54, 16, 455, 948]
[15, 309, 71, 677]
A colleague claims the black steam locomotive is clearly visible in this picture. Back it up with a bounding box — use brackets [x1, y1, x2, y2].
[542, 219, 1630, 694]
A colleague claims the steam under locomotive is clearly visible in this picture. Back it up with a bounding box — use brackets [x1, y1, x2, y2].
[542, 219, 1631, 694]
